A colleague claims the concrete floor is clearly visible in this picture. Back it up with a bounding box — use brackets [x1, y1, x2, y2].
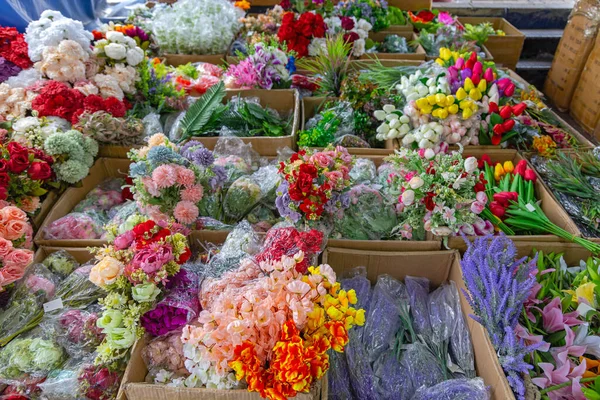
[434, 0, 574, 8]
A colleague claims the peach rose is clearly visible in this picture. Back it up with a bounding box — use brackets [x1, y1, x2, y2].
[0, 237, 13, 257]
[0, 263, 27, 287]
[89, 256, 124, 287]
[1, 206, 28, 222]
[19, 197, 41, 213]
[4, 249, 33, 268]
[2, 219, 30, 241]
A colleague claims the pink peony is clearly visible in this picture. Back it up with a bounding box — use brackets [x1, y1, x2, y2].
[181, 185, 204, 203]
[152, 165, 178, 189]
[173, 201, 199, 225]
[142, 177, 161, 197]
[113, 230, 135, 250]
[130, 244, 174, 276]
[175, 167, 196, 188]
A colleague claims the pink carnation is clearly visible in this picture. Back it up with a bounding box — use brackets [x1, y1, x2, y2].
[152, 165, 178, 189]
[181, 185, 204, 203]
[173, 201, 199, 225]
[175, 167, 196, 188]
[142, 177, 161, 197]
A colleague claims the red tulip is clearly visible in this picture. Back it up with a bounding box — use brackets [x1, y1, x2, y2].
[490, 201, 506, 218]
[499, 105, 512, 120]
[514, 160, 528, 176]
[472, 73, 481, 86]
[478, 154, 492, 169]
[502, 119, 515, 132]
[491, 134, 503, 145]
[504, 83, 516, 97]
[493, 124, 505, 136]
[493, 192, 519, 206]
[488, 102, 499, 114]
[512, 102, 527, 116]
[524, 169, 537, 182]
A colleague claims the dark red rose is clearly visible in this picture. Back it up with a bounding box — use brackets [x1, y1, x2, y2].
[28, 161, 52, 180]
[299, 163, 317, 177]
[33, 148, 54, 165]
[280, 0, 291, 9]
[0, 172, 8, 186]
[0, 185, 7, 201]
[297, 172, 314, 195]
[343, 31, 359, 44]
[312, 14, 327, 37]
[8, 151, 30, 173]
[0, 159, 7, 172]
[340, 16, 355, 31]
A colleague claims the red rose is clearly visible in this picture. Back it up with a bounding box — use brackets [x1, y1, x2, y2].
[0, 185, 7, 200]
[34, 148, 54, 165]
[312, 14, 327, 37]
[8, 152, 30, 173]
[6, 141, 27, 156]
[299, 163, 317, 178]
[343, 31, 359, 44]
[278, 16, 296, 41]
[0, 159, 7, 172]
[340, 16, 355, 31]
[28, 161, 52, 180]
[280, 0, 291, 9]
[297, 172, 314, 195]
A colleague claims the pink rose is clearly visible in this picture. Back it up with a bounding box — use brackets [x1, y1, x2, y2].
[325, 171, 344, 190]
[310, 153, 333, 169]
[338, 165, 350, 180]
[2, 219, 31, 241]
[0, 263, 26, 287]
[4, 249, 34, 268]
[0, 237, 13, 257]
[131, 244, 174, 275]
[113, 230, 135, 250]
[0, 206, 27, 222]
[335, 146, 352, 164]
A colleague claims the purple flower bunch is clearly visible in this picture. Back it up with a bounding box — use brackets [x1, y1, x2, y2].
[179, 140, 227, 190]
[0, 56, 21, 83]
[141, 268, 201, 337]
[461, 234, 540, 399]
[226, 43, 290, 90]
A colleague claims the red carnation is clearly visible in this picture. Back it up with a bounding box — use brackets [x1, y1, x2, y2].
[177, 247, 192, 264]
[83, 94, 106, 114]
[32, 81, 85, 123]
[312, 13, 327, 37]
[340, 16, 355, 31]
[28, 161, 53, 180]
[343, 31, 359, 44]
[103, 96, 127, 117]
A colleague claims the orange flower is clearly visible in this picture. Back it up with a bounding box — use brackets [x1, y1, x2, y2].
[581, 356, 600, 379]
[235, 0, 251, 10]
[325, 320, 349, 352]
[229, 341, 264, 382]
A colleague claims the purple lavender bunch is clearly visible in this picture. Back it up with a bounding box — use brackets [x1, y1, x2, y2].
[461, 234, 539, 400]
[328, 350, 355, 400]
[406, 276, 432, 342]
[412, 378, 489, 400]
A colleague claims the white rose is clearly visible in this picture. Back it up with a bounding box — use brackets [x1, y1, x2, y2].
[464, 156, 478, 174]
[105, 31, 125, 42]
[409, 176, 424, 189]
[401, 190, 415, 206]
[126, 47, 144, 66]
[104, 43, 127, 60]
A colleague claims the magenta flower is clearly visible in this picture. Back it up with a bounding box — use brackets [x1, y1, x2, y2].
[113, 230, 135, 250]
[552, 326, 587, 365]
[541, 297, 583, 333]
[130, 244, 174, 275]
[438, 11, 455, 25]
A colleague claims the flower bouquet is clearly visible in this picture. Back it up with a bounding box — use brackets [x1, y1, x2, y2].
[142, 331, 188, 383]
[334, 0, 390, 32]
[0, 26, 32, 83]
[277, 11, 327, 58]
[89, 218, 191, 364]
[0, 204, 34, 290]
[479, 154, 600, 252]
[383, 148, 491, 240]
[51, 306, 105, 358]
[323, 15, 372, 57]
[276, 146, 354, 232]
[179, 228, 364, 398]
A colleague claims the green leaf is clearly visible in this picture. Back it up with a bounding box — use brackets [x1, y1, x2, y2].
[179, 81, 226, 142]
[490, 113, 503, 125]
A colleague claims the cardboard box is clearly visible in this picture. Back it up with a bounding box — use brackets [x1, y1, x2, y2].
[387, 0, 431, 11]
[187, 89, 300, 156]
[362, 32, 426, 61]
[301, 96, 395, 154]
[188, 230, 231, 253]
[122, 336, 327, 400]
[33, 247, 94, 265]
[98, 145, 138, 159]
[444, 149, 580, 251]
[321, 248, 514, 400]
[384, 22, 413, 33]
[458, 17, 525, 70]
[34, 158, 132, 248]
[544, 0, 600, 111]
[31, 191, 59, 232]
[570, 32, 600, 133]
[164, 54, 228, 67]
[425, 45, 494, 62]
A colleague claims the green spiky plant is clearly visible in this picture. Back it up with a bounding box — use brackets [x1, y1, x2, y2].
[296, 35, 352, 97]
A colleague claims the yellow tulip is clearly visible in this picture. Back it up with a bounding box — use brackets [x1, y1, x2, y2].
[464, 78, 475, 92]
[503, 161, 514, 174]
[446, 95, 455, 105]
[462, 108, 473, 119]
[494, 163, 505, 181]
[459, 99, 472, 110]
[440, 47, 452, 61]
[421, 106, 433, 114]
[451, 51, 460, 61]
[469, 88, 482, 101]
[435, 58, 444, 66]
[431, 109, 441, 118]
[427, 94, 437, 106]
[438, 108, 449, 119]
[415, 98, 429, 109]
[477, 79, 487, 92]
[456, 87, 467, 101]
[448, 104, 459, 114]
[435, 93, 446, 105]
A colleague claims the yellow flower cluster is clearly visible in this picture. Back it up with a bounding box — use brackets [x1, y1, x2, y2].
[532, 135, 557, 157]
[435, 47, 461, 66]
[494, 161, 514, 181]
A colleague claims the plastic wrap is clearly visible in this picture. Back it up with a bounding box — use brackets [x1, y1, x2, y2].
[0, 264, 59, 346]
[405, 276, 433, 343]
[0, 327, 66, 384]
[377, 162, 403, 191]
[43, 212, 106, 240]
[104, 201, 140, 238]
[363, 275, 405, 362]
[350, 158, 377, 183]
[328, 350, 354, 400]
[166, 111, 186, 142]
[48, 305, 104, 358]
[142, 331, 188, 379]
[141, 268, 201, 337]
[345, 329, 378, 400]
[72, 179, 126, 214]
[52, 264, 104, 310]
[41, 250, 79, 279]
[399, 343, 445, 397]
[412, 378, 489, 400]
[379, 35, 410, 54]
[373, 352, 411, 400]
[447, 282, 475, 378]
[194, 217, 232, 231]
[214, 155, 254, 186]
[334, 134, 371, 148]
[428, 283, 460, 378]
[203, 221, 262, 278]
[334, 184, 397, 240]
[142, 112, 164, 138]
[223, 165, 280, 224]
[246, 203, 281, 233]
[213, 137, 261, 168]
[37, 357, 84, 400]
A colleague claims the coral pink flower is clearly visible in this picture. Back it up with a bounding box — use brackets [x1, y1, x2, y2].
[173, 201, 199, 224]
[181, 185, 204, 203]
[152, 165, 177, 189]
[175, 167, 196, 188]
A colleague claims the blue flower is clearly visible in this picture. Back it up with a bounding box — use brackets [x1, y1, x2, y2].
[286, 56, 296, 74]
[129, 161, 149, 178]
[147, 146, 186, 166]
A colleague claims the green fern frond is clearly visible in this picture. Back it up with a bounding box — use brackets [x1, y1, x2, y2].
[179, 81, 226, 142]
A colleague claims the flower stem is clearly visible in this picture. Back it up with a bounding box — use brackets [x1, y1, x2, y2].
[539, 377, 596, 394]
